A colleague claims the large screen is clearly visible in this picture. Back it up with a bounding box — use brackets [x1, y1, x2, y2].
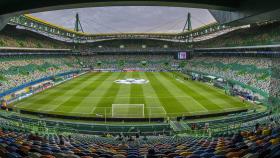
[178, 52, 189, 60]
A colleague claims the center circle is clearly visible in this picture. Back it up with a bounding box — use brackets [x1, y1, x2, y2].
[114, 78, 149, 85]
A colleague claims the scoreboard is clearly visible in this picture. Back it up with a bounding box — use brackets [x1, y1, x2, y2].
[176, 52, 190, 60]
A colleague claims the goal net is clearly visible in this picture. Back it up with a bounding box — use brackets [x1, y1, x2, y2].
[112, 104, 144, 118]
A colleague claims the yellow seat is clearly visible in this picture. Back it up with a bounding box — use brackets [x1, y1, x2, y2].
[270, 138, 280, 145]
[262, 129, 271, 135]
[180, 151, 192, 157]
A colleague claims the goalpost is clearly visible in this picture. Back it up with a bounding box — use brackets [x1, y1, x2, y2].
[112, 104, 144, 118]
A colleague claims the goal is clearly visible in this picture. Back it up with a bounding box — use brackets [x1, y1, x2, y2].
[112, 104, 144, 118]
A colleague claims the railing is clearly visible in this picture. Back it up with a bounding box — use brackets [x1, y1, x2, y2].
[0, 109, 272, 138]
[178, 111, 273, 137]
[0, 110, 171, 135]
[0, 98, 274, 137]
[17, 106, 251, 123]
[78, 47, 190, 53]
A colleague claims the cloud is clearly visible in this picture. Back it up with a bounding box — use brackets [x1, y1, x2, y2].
[32, 6, 216, 33]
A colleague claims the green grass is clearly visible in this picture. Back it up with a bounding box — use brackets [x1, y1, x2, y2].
[14, 72, 250, 118]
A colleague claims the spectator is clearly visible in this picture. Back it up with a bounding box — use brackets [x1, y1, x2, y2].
[147, 148, 158, 158]
[118, 141, 129, 150]
[232, 131, 243, 144]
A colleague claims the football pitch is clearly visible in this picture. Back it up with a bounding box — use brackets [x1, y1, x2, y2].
[14, 72, 250, 118]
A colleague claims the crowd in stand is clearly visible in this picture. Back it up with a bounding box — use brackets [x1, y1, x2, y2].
[78, 55, 180, 71]
[0, 25, 186, 51]
[0, 55, 81, 93]
[186, 56, 272, 94]
[195, 21, 280, 48]
[0, 25, 70, 49]
[77, 39, 186, 52]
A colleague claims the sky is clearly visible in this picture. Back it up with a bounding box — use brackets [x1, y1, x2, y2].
[32, 6, 216, 34]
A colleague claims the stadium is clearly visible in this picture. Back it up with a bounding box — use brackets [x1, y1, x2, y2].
[0, 0, 280, 158]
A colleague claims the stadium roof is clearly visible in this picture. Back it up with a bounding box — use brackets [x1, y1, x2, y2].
[31, 7, 216, 34]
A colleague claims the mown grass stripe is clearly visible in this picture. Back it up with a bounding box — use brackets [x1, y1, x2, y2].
[93, 72, 126, 115]
[53, 72, 112, 112]
[173, 72, 244, 108]
[141, 72, 167, 118]
[161, 72, 223, 111]
[20, 73, 99, 109]
[156, 72, 207, 113]
[40, 73, 95, 96]
[113, 72, 131, 105]
[189, 79, 244, 107]
[70, 72, 122, 115]
[129, 72, 146, 103]
[129, 72, 147, 117]
[145, 72, 188, 117]
[28, 73, 97, 102]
